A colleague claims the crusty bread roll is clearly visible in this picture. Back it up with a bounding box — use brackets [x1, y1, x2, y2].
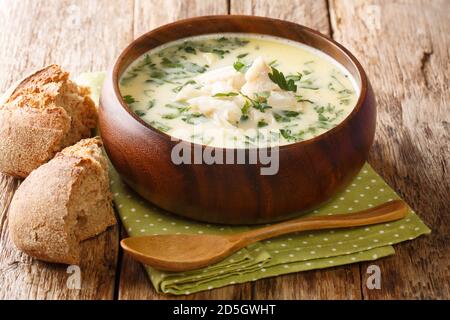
[8, 137, 116, 264]
[0, 64, 97, 178]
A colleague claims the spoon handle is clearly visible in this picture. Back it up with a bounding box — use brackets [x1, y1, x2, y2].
[231, 200, 407, 245]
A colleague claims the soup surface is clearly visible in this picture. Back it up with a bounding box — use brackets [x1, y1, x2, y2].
[119, 34, 358, 148]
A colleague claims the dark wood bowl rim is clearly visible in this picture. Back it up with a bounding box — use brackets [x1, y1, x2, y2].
[110, 15, 368, 152]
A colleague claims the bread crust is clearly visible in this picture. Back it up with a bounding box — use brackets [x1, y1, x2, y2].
[8, 137, 116, 264]
[0, 64, 98, 178]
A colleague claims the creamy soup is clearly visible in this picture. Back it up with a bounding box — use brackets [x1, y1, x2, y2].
[119, 34, 358, 148]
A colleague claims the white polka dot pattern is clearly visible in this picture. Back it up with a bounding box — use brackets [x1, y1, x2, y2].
[109, 150, 430, 296]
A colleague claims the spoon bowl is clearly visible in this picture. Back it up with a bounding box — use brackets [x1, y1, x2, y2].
[121, 234, 240, 271]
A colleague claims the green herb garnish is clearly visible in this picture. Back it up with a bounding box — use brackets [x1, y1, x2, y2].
[210, 48, 229, 58]
[279, 129, 292, 140]
[273, 110, 302, 123]
[240, 100, 251, 122]
[273, 113, 287, 122]
[299, 85, 319, 90]
[213, 92, 239, 98]
[182, 112, 207, 125]
[286, 72, 303, 82]
[120, 54, 154, 85]
[183, 46, 196, 54]
[240, 92, 272, 113]
[134, 110, 146, 117]
[258, 120, 268, 128]
[268, 67, 297, 92]
[314, 104, 344, 123]
[282, 111, 301, 117]
[253, 102, 271, 113]
[161, 57, 183, 68]
[295, 95, 315, 104]
[233, 60, 246, 72]
[123, 95, 137, 104]
[244, 135, 256, 146]
[150, 121, 171, 132]
[184, 62, 206, 73]
[172, 80, 197, 93]
[279, 128, 304, 142]
[241, 100, 251, 114]
[149, 70, 166, 79]
[147, 99, 155, 109]
[162, 113, 181, 119]
[165, 103, 187, 111]
[339, 98, 351, 105]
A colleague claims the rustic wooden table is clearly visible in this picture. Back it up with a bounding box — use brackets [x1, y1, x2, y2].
[0, 0, 448, 300]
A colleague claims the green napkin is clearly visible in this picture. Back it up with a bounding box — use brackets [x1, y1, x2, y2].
[109, 165, 430, 295]
[77, 72, 431, 296]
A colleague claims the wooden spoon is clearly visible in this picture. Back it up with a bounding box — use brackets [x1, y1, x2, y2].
[121, 200, 407, 272]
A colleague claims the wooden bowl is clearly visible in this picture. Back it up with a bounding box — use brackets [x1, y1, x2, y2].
[99, 15, 376, 225]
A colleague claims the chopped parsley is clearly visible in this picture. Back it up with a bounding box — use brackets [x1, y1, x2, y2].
[172, 80, 197, 93]
[149, 121, 171, 132]
[161, 57, 183, 68]
[286, 72, 303, 82]
[314, 104, 344, 123]
[119, 36, 356, 148]
[240, 100, 251, 121]
[240, 92, 272, 113]
[147, 99, 155, 109]
[123, 95, 137, 104]
[273, 110, 302, 123]
[257, 120, 269, 128]
[182, 112, 207, 125]
[279, 128, 304, 142]
[295, 95, 315, 104]
[134, 110, 146, 117]
[233, 60, 246, 72]
[268, 67, 297, 92]
[213, 92, 239, 98]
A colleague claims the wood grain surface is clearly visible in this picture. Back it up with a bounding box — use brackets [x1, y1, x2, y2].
[329, 0, 449, 299]
[0, 0, 134, 300]
[116, 0, 255, 300]
[231, 0, 365, 300]
[0, 0, 448, 299]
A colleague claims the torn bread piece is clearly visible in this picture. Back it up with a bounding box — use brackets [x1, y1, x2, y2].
[8, 137, 116, 264]
[0, 64, 97, 178]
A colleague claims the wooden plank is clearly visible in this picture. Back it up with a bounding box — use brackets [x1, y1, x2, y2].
[250, 267, 362, 299]
[230, 0, 331, 35]
[230, 0, 363, 299]
[0, 0, 134, 299]
[116, 0, 254, 300]
[133, 0, 230, 36]
[329, 0, 450, 299]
